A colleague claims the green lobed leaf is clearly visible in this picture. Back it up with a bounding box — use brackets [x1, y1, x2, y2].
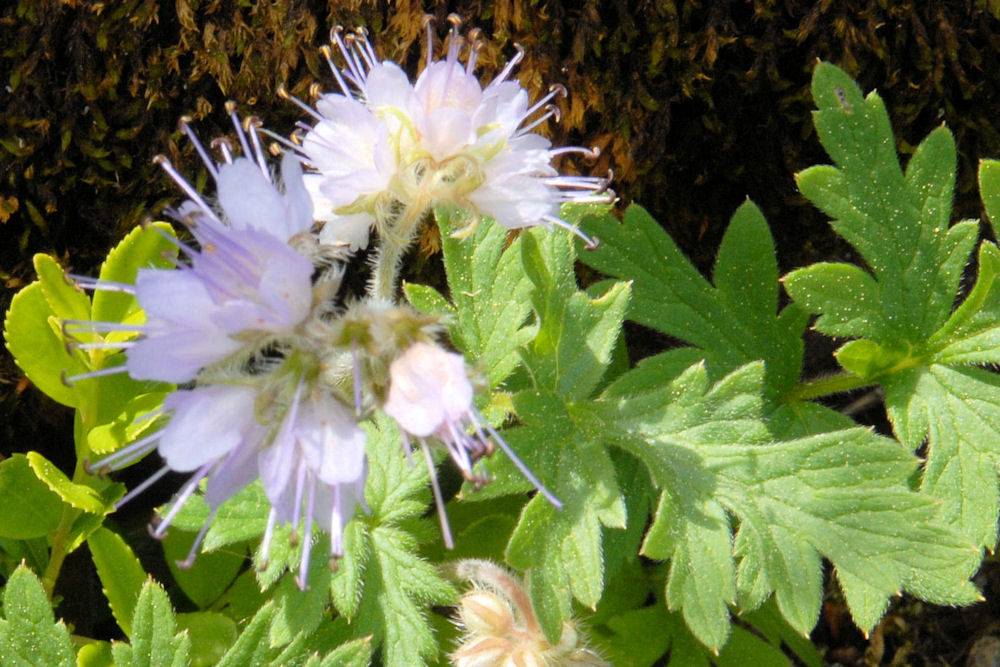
[0, 454, 65, 540]
[0, 565, 76, 667]
[789, 62, 977, 343]
[434, 206, 536, 387]
[593, 361, 981, 648]
[307, 637, 372, 667]
[112, 580, 191, 667]
[88, 527, 147, 638]
[345, 420, 456, 666]
[885, 364, 1000, 548]
[579, 203, 809, 404]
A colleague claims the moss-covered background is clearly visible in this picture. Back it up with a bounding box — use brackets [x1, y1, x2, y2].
[4, 1, 1000, 662]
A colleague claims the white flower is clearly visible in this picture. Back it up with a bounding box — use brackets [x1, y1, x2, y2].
[383, 342, 560, 547]
[293, 17, 611, 247]
[259, 381, 368, 589]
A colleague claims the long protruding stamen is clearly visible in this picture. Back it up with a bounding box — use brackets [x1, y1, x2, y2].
[176, 508, 217, 569]
[465, 29, 483, 74]
[258, 508, 278, 569]
[475, 410, 563, 509]
[489, 43, 524, 86]
[295, 473, 317, 590]
[519, 104, 560, 134]
[211, 137, 235, 164]
[277, 84, 325, 123]
[62, 364, 129, 386]
[319, 43, 353, 98]
[63, 319, 144, 334]
[332, 27, 366, 87]
[422, 14, 435, 71]
[548, 145, 601, 160]
[225, 101, 254, 160]
[152, 462, 214, 539]
[258, 127, 307, 157]
[329, 485, 344, 557]
[115, 465, 172, 508]
[524, 83, 567, 124]
[67, 275, 136, 294]
[420, 439, 454, 549]
[290, 461, 308, 544]
[179, 116, 220, 181]
[67, 340, 133, 351]
[245, 116, 270, 177]
[154, 155, 220, 223]
[541, 214, 600, 250]
[87, 430, 161, 474]
[352, 27, 378, 70]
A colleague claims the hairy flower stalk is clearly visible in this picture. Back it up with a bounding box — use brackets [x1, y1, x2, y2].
[290, 15, 614, 299]
[73, 113, 368, 588]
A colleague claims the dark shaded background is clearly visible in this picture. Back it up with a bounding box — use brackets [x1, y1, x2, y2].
[3, 1, 1000, 663]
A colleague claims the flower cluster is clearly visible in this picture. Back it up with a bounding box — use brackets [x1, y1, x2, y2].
[285, 14, 613, 299]
[69, 17, 597, 588]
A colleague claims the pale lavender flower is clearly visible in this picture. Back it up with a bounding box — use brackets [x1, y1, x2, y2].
[259, 381, 368, 589]
[88, 385, 265, 567]
[382, 342, 560, 548]
[290, 16, 611, 248]
[74, 113, 366, 587]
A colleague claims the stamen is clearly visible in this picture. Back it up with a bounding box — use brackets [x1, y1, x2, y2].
[420, 440, 454, 549]
[211, 137, 235, 164]
[225, 101, 254, 160]
[62, 364, 129, 386]
[67, 275, 136, 294]
[62, 319, 144, 334]
[67, 340, 134, 351]
[490, 43, 524, 86]
[115, 465, 172, 508]
[153, 155, 220, 223]
[541, 214, 600, 250]
[244, 116, 270, 177]
[523, 84, 567, 123]
[475, 409, 562, 509]
[277, 84, 325, 123]
[422, 14, 435, 71]
[295, 473, 317, 590]
[519, 104, 559, 134]
[329, 485, 344, 557]
[446, 14, 463, 64]
[86, 430, 160, 474]
[548, 145, 601, 160]
[258, 127, 308, 157]
[319, 43, 353, 98]
[290, 460, 308, 537]
[176, 508, 217, 569]
[152, 462, 214, 539]
[352, 26, 378, 70]
[332, 28, 367, 87]
[258, 508, 278, 569]
[178, 116, 220, 181]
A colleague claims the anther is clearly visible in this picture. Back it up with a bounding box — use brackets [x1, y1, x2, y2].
[549, 83, 568, 98]
[447, 13, 462, 29]
[224, 100, 238, 115]
[421, 14, 435, 29]
[308, 82, 322, 100]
